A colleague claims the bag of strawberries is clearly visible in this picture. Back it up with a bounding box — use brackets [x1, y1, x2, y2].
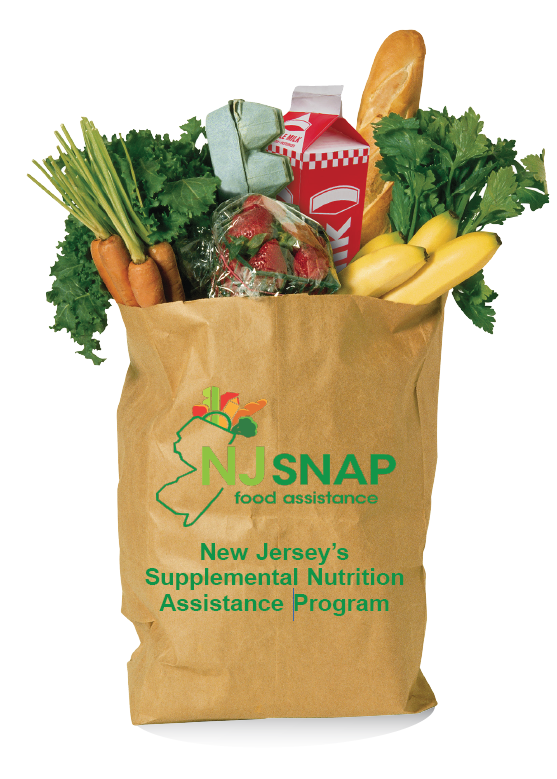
[176, 194, 340, 298]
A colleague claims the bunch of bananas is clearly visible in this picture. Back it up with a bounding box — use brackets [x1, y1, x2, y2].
[337, 211, 501, 305]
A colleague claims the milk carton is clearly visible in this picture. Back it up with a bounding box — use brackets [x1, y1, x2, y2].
[268, 86, 369, 270]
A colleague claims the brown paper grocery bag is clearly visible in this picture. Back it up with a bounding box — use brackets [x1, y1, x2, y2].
[118, 294, 444, 725]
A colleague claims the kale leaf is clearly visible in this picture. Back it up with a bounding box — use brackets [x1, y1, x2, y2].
[158, 177, 221, 219]
[105, 119, 220, 247]
[46, 216, 111, 364]
[47, 119, 219, 363]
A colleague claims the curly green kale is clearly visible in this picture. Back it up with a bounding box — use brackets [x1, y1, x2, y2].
[46, 216, 111, 365]
[105, 118, 219, 246]
[46, 119, 219, 363]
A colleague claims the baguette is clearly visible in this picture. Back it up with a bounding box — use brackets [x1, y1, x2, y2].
[357, 30, 426, 246]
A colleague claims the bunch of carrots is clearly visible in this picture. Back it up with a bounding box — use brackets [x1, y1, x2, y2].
[28, 118, 185, 306]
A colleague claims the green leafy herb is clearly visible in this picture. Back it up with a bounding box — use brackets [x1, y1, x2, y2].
[461, 167, 522, 233]
[105, 121, 219, 247]
[514, 151, 547, 210]
[373, 108, 549, 332]
[388, 181, 412, 238]
[448, 108, 488, 169]
[46, 216, 111, 364]
[134, 157, 166, 199]
[521, 151, 546, 188]
[34, 118, 220, 363]
[159, 177, 221, 219]
[452, 270, 498, 334]
[374, 108, 549, 238]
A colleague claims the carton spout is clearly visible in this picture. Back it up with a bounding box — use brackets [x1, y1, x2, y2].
[290, 86, 343, 116]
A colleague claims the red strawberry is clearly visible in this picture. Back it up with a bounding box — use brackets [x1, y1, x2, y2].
[293, 245, 329, 281]
[242, 194, 264, 212]
[227, 206, 273, 242]
[250, 240, 287, 274]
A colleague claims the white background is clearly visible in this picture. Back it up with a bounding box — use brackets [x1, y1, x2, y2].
[2, 1, 556, 777]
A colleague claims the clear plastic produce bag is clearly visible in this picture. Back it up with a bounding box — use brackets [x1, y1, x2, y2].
[174, 194, 340, 298]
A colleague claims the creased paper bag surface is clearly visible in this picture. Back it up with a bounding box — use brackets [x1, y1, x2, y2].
[118, 294, 443, 725]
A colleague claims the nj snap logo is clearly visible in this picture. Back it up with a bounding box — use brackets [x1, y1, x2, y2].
[156, 386, 267, 528]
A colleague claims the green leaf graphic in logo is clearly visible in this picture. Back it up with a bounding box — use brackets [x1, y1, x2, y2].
[231, 416, 258, 438]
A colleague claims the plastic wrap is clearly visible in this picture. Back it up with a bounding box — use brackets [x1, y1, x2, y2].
[174, 194, 340, 299]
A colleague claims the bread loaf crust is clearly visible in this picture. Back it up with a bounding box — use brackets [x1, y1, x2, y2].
[357, 30, 426, 246]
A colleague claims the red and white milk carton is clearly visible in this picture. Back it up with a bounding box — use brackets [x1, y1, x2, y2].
[268, 86, 369, 271]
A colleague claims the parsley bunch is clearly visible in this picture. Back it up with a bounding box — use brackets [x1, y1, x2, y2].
[373, 109, 548, 332]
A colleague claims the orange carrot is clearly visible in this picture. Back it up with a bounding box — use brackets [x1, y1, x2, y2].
[128, 258, 166, 307]
[232, 399, 267, 425]
[90, 239, 124, 304]
[148, 242, 185, 302]
[98, 235, 139, 307]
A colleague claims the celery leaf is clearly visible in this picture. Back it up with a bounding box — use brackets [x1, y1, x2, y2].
[452, 270, 498, 333]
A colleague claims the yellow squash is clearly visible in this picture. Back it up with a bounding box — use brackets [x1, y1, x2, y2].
[353, 230, 404, 262]
[338, 244, 427, 297]
[382, 232, 501, 305]
[408, 211, 459, 254]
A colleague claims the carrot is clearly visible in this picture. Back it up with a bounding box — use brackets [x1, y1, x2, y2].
[98, 235, 139, 307]
[90, 239, 124, 304]
[232, 399, 267, 425]
[128, 258, 166, 307]
[30, 120, 182, 312]
[148, 242, 185, 302]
